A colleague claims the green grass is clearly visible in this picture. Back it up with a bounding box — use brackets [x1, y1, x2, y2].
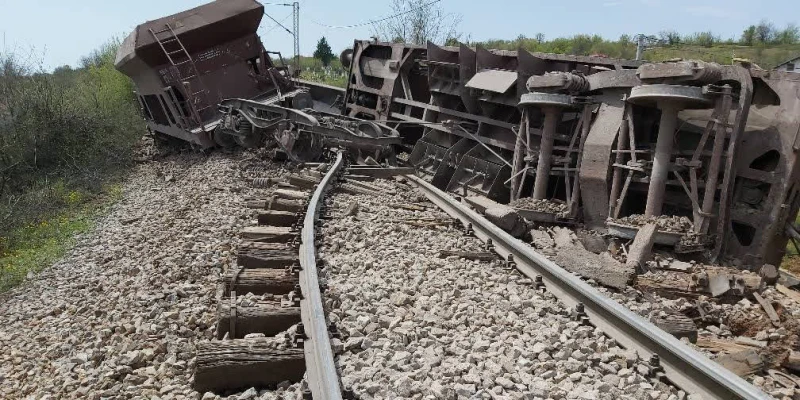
[0, 183, 123, 292]
[643, 43, 800, 68]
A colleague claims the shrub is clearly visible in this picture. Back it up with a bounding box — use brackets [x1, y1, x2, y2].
[0, 39, 141, 252]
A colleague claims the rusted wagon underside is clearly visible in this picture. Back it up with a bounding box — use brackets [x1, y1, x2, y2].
[340, 39, 800, 269]
[116, 0, 800, 270]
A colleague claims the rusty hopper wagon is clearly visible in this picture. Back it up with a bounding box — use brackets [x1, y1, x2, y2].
[116, 0, 401, 162]
[116, 1, 800, 271]
[115, 0, 283, 148]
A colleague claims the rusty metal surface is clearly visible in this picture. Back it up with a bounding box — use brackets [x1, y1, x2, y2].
[465, 69, 518, 93]
[117, 0, 800, 272]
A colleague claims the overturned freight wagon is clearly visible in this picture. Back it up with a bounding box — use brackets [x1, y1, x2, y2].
[340, 39, 800, 268]
[114, 0, 285, 148]
[115, 0, 401, 162]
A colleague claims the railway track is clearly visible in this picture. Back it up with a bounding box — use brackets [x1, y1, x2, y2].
[189, 153, 771, 399]
[192, 152, 344, 399]
[404, 176, 771, 400]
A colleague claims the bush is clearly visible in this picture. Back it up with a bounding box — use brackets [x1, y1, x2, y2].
[0, 39, 141, 254]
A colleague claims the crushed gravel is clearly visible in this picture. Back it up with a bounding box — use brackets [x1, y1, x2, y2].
[0, 149, 302, 400]
[319, 179, 686, 400]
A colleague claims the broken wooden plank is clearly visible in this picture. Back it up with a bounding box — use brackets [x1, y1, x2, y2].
[734, 336, 767, 348]
[274, 189, 308, 201]
[343, 173, 375, 182]
[697, 337, 763, 353]
[438, 250, 497, 262]
[752, 292, 781, 327]
[650, 311, 697, 343]
[240, 226, 296, 243]
[257, 210, 298, 227]
[287, 174, 321, 189]
[222, 269, 297, 296]
[777, 284, 800, 303]
[635, 275, 701, 300]
[246, 197, 304, 213]
[217, 299, 300, 339]
[782, 350, 800, 373]
[389, 203, 431, 212]
[193, 341, 304, 392]
[237, 244, 298, 269]
[715, 349, 764, 377]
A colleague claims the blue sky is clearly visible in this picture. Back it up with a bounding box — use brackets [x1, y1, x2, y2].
[0, 0, 797, 70]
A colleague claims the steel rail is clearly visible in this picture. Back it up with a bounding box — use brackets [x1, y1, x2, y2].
[406, 174, 770, 400]
[299, 151, 344, 400]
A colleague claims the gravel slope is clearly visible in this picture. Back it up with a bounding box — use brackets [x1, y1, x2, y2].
[319, 179, 686, 400]
[0, 151, 288, 400]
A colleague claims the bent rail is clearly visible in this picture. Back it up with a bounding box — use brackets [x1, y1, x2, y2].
[299, 152, 344, 399]
[406, 174, 770, 400]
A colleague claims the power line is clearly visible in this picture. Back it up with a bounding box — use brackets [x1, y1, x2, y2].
[264, 11, 294, 36]
[261, 2, 300, 72]
[261, 12, 293, 35]
[309, 0, 442, 29]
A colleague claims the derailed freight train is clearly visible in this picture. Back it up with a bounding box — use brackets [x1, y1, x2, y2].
[116, 0, 800, 269]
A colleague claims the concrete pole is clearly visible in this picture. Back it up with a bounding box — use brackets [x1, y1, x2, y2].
[635, 35, 644, 60]
[532, 107, 560, 199]
[645, 104, 678, 216]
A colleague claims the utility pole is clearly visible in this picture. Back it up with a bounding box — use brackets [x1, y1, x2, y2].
[635, 34, 645, 60]
[292, 2, 300, 74]
[263, 2, 300, 74]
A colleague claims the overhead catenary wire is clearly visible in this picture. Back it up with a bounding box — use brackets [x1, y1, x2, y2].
[260, 12, 293, 35]
[309, 0, 442, 29]
[263, 11, 294, 36]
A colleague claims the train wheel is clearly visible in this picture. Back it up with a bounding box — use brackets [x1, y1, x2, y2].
[234, 121, 263, 148]
[213, 128, 238, 148]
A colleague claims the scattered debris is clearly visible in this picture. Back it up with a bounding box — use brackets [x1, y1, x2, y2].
[615, 214, 693, 233]
[343, 202, 359, 216]
[625, 223, 657, 273]
[551, 227, 635, 290]
[752, 293, 781, 327]
[465, 196, 526, 237]
[437, 250, 496, 261]
[759, 264, 779, 286]
[650, 311, 698, 343]
[715, 349, 764, 377]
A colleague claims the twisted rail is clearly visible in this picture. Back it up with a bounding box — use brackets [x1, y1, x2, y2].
[407, 174, 770, 400]
[299, 152, 344, 399]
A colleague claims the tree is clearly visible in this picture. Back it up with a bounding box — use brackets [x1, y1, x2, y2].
[659, 31, 681, 45]
[444, 37, 460, 47]
[371, 0, 462, 45]
[776, 23, 800, 44]
[755, 20, 776, 44]
[741, 25, 756, 46]
[312, 37, 334, 67]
